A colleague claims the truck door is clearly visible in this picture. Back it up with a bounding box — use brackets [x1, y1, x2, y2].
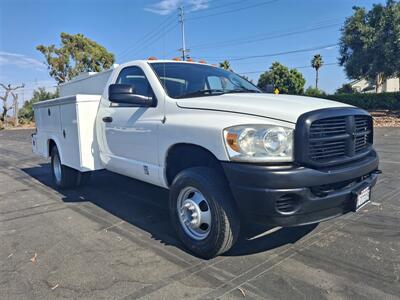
[98, 66, 162, 185]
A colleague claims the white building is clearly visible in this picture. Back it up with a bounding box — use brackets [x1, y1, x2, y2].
[350, 77, 400, 93]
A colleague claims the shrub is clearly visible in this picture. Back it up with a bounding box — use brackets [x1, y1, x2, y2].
[335, 83, 355, 94]
[325, 92, 400, 110]
[304, 86, 326, 97]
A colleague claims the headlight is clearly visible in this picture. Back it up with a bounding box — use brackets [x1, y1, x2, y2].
[224, 125, 293, 162]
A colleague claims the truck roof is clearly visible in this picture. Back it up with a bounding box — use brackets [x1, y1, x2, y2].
[130, 59, 215, 66]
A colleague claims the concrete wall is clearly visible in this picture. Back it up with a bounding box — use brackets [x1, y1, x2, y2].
[383, 77, 400, 92]
[351, 77, 400, 93]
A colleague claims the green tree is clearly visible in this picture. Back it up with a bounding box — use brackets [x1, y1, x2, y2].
[335, 83, 356, 94]
[219, 60, 231, 71]
[37, 32, 115, 84]
[311, 54, 323, 89]
[19, 87, 59, 121]
[339, 1, 400, 92]
[257, 62, 306, 95]
[304, 86, 326, 97]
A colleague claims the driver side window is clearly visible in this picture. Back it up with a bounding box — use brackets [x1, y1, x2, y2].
[116, 66, 153, 97]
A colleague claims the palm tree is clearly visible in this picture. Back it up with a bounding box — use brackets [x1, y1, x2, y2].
[311, 54, 323, 89]
[219, 60, 231, 71]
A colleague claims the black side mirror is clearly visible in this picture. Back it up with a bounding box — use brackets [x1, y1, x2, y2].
[108, 84, 153, 106]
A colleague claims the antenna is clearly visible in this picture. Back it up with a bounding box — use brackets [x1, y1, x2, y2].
[178, 6, 189, 61]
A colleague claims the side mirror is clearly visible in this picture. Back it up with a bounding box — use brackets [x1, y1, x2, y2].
[108, 84, 153, 106]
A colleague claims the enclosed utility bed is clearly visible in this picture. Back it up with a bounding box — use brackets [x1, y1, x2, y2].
[32, 94, 103, 172]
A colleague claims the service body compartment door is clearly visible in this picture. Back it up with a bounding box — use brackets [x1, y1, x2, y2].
[59, 103, 81, 169]
[38, 105, 61, 133]
[32, 107, 47, 157]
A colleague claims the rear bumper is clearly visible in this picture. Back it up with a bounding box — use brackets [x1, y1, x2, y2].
[222, 150, 380, 226]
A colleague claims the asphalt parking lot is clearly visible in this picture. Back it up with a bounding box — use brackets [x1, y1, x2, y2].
[0, 128, 399, 300]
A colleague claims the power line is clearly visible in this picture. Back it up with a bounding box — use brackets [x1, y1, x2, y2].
[119, 18, 177, 60]
[238, 62, 339, 74]
[119, 19, 178, 60]
[117, 0, 230, 60]
[187, 0, 257, 14]
[192, 43, 339, 61]
[117, 14, 176, 60]
[187, 0, 279, 21]
[151, 0, 224, 14]
[189, 23, 341, 50]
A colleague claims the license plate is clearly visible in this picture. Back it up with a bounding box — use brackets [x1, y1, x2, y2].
[355, 186, 370, 211]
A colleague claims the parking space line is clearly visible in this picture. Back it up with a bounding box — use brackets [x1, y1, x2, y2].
[201, 204, 383, 299]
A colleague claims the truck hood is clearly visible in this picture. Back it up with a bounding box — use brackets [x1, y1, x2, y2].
[176, 93, 352, 124]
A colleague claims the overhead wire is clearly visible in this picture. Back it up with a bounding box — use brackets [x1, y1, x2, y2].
[117, 14, 177, 61]
[186, 0, 279, 20]
[188, 22, 341, 50]
[238, 62, 339, 74]
[191, 43, 339, 61]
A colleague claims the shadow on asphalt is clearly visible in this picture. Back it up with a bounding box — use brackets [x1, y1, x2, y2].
[22, 163, 317, 258]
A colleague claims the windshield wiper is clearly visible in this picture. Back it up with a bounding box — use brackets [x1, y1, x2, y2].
[223, 88, 261, 94]
[176, 89, 225, 99]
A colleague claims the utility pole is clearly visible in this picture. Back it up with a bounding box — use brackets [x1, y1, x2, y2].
[178, 6, 188, 61]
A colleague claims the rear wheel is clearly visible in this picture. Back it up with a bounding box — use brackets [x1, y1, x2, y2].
[51, 146, 80, 189]
[169, 167, 240, 259]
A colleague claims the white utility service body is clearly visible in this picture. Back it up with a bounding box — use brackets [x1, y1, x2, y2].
[32, 94, 102, 171]
[32, 60, 380, 258]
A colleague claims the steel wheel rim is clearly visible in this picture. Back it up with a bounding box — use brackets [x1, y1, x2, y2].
[53, 154, 62, 184]
[177, 186, 212, 241]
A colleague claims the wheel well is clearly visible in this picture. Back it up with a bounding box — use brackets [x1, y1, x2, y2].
[48, 139, 56, 157]
[165, 144, 224, 186]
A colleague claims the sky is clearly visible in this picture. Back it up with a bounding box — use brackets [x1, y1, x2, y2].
[0, 0, 386, 103]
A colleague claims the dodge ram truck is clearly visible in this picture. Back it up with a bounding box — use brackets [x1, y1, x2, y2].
[32, 60, 380, 258]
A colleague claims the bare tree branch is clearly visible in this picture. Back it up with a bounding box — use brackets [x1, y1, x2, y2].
[0, 83, 25, 126]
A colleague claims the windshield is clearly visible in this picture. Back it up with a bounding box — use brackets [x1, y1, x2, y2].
[150, 62, 261, 99]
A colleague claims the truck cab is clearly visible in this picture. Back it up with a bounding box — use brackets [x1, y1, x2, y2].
[33, 60, 380, 258]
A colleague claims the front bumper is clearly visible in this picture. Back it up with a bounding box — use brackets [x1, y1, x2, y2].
[222, 150, 380, 226]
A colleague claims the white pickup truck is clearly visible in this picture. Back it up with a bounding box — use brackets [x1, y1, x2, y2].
[32, 60, 380, 258]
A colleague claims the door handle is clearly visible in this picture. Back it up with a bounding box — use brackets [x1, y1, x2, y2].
[102, 116, 113, 123]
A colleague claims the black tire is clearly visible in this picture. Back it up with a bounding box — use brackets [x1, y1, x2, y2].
[169, 167, 240, 259]
[50, 146, 79, 189]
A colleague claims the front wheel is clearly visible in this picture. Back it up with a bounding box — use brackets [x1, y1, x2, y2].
[169, 167, 240, 259]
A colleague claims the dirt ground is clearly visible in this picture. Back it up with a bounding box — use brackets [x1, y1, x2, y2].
[370, 110, 400, 127]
